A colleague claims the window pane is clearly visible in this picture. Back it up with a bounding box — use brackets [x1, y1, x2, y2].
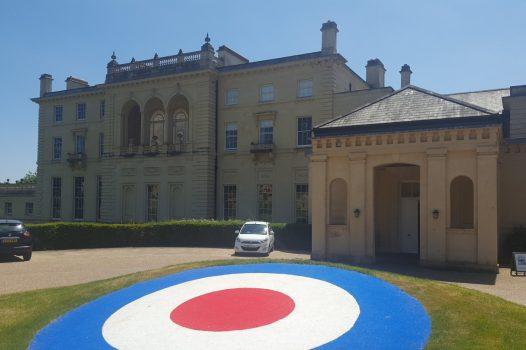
[25, 202, 34, 216]
[53, 137, 62, 160]
[226, 89, 238, 105]
[225, 123, 237, 150]
[295, 184, 308, 223]
[74, 177, 85, 219]
[96, 176, 102, 220]
[297, 117, 312, 146]
[260, 85, 274, 102]
[259, 120, 273, 144]
[4, 202, 12, 217]
[54, 105, 63, 122]
[100, 100, 105, 119]
[52, 177, 62, 219]
[77, 103, 86, 120]
[298, 79, 313, 98]
[76, 135, 85, 154]
[223, 185, 237, 219]
[257, 184, 272, 221]
[146, 184, 159, 221]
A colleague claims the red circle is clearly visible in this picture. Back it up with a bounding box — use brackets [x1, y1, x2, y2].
[170, 288, 295, 331]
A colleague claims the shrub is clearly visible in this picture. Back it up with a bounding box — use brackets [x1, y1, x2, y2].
[26, 220, 311, 252]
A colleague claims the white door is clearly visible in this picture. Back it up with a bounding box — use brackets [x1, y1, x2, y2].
[399, 183, 419, 254]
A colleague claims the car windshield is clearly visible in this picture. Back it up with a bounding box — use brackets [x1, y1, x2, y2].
[0, 223, 23, 233]
[240, 224, 267, 235]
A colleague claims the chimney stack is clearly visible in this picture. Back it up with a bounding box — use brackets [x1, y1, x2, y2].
[366, 59, 385, 88]
[400, 64, 412, 88]
[39, 74, 53, 97]
[321, 20, 338, 54]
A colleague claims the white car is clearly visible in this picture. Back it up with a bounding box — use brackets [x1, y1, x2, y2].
[234, 221, 275, 255]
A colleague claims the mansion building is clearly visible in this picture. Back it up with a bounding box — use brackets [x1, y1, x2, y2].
[3, 20, 525, 270]
[29, 21, 391, 224]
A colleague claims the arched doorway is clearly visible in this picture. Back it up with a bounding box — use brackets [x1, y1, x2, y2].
[374, 163, 421, 259]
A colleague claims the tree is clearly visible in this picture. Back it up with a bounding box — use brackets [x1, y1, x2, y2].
[16, 170, 37, 184]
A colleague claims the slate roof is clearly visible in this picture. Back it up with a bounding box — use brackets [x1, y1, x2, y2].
[446, 88, 509, 113]
[318, 85, 497, 130]
[218, 51, 338, 72]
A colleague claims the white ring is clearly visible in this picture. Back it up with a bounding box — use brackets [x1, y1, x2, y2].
[102, 273, 360, 350]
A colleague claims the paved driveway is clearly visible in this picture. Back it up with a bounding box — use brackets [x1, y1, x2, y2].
[1, 248, 525, 307]
[0, 247, 308, 295]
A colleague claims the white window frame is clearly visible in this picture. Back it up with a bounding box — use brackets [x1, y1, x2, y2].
[73, 176, 85, 220]
[99, 100, 105, 119]
[296, 116, 312, 147]
[225, 89, 239, 106]
[225, 123, 238, 150]
[146, 184, 160, 222]
[297, 79, 313, 98]
[25, 202, 34, 216]
[75, 134, 86, 154]
[54, 105, 63, 123]
[76, 103, 86, 120]
[295, 184, 309, 223]
[259, 119, 274, 145]
[223, 184, 237, 220]
[53, 137, 62, 160]
[259, 84, 274, 103]
[4, 202, 13, 217]
[51, 177, 62, 219]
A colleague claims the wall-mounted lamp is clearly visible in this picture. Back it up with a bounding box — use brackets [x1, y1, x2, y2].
[353, 208, 361, 218]
[432, 209, 440, 219]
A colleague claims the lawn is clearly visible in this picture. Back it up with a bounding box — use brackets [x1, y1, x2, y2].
[1, 259, 525, 349]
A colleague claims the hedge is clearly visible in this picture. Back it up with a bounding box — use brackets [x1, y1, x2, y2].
[26, 220, 311, 252]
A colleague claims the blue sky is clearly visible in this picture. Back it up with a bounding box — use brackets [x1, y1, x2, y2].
[1, 0, 525, 181]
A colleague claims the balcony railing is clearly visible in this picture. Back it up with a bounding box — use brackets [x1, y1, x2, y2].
[105, 50, 213, 83]
[167, 143, 187, 155]
[67, 152, 87, 168]
[250, 142, 274, 153]
[119, 145, 139, 157]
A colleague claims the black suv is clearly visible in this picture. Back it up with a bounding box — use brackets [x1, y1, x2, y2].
[0, 220, 33, 261]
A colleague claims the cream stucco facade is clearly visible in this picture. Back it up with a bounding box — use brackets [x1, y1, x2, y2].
[311, 84, 526, 271]
[29, 21, 390, 224]
[4, 21, 525, 270]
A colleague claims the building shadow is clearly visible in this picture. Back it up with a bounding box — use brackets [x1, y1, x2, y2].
[0, 254, 23, 263]
[338, 253, 498, 286]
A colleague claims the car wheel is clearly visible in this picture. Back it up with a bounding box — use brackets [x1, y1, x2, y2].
[23, 251, 32, 262]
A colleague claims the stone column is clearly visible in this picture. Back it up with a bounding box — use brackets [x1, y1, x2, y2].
[310, 154, 327, 260]
[140, 108, 146, 145]
[425, 148, 448, 265]
[349, 152, 367, 259]
[476, 146, 499, 269]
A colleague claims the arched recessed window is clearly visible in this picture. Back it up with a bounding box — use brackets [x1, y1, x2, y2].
[149, 111, 165, 145]
[173, 110, 188, 144]
[329, 178, 347, 225]
[450, 176, 474, 229]
[121, 101, 141, 147]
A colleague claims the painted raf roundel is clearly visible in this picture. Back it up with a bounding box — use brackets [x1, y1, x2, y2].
[30, 263, 431, 350]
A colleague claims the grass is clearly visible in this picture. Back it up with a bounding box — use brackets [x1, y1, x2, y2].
[1, 259, 526, 349]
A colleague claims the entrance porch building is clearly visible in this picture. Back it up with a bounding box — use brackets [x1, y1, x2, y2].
[310, 86, 501, 270]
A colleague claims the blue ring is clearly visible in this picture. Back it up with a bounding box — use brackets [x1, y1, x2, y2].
[30, 263, 430, 349]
